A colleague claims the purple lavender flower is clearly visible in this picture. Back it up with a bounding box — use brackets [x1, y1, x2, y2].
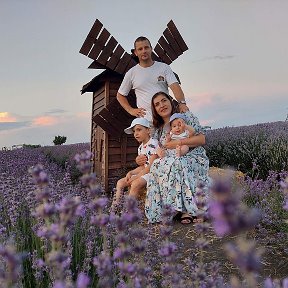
[0, 244, 23, 285]
[93, 251, 113, 277]
[90, 214, 110, 227]
[89, 197, 109, 210]
[74, 150, 92, 174]
[76, 272, 90, 288]
[53, 280, 67, 288]
[113, 247, 132, 260]
[209, 179, 261, 237]
[280, 177, 288, 211]
[224, 239, 262, 274]
[158, 242, 177, 257]
[34, 202, 56, 218]
[29, 164, 49, 186]
[118, 261, 136, 275]
[57, 196, 82, 226]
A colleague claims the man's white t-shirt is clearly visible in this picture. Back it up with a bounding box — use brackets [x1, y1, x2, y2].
[118, 61, 178, 121]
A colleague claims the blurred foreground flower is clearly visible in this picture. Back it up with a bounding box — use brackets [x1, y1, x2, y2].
[0, 243, 23, 286]
[209, 177, 261, 237]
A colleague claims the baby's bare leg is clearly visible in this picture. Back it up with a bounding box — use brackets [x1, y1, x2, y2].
[180, 145, 189, 156]
[175, 145, 181, 157]
[176, 145, 189, 157]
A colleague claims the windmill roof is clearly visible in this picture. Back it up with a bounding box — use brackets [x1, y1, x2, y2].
[81, 69, 123, 94]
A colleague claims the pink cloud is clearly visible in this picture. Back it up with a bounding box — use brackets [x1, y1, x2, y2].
[76, 112, 90, 118]
[200, 119, 214, 126]
[0, 112, 17, 122]
[32, 116, 58, 126]
[187, 93, 217, 111]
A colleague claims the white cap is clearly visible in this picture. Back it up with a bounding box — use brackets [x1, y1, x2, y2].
[169, 113, 186, 124]
[124, 118, 151, 134]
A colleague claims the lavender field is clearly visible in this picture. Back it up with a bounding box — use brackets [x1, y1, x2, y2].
[0, 121, 287, 287]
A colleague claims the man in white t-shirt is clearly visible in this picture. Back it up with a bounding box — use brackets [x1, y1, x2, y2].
[117, 36, 189, 121]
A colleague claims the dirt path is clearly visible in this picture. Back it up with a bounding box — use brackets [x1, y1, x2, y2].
[148, 221, 288, 281]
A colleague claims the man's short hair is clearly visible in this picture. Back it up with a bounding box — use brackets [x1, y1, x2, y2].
[134, 36, 152, 49]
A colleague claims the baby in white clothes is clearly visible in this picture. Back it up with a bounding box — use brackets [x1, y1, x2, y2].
[169, 113, 195, 157]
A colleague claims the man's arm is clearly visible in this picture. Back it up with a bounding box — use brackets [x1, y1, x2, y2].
[169, 82, 189, 113]
[116, 92, 146, 117]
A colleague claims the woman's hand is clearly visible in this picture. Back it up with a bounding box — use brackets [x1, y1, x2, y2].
[163, 139, 180, 149]
[135, 154, 147, 166]
[156, 147, 166, 158]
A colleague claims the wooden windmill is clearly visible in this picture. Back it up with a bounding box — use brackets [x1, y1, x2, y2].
[80, 19, 188, 191]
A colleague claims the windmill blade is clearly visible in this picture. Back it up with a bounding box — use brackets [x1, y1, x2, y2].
[79, 19, 137, 74]
[153, 20, 189, 64]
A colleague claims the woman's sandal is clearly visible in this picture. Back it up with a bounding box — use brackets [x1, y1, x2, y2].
[180, 214, 205, 224]
[180, 214, 195, 225]
[192, 217, 204, 223]
[172, 212, 182, 222]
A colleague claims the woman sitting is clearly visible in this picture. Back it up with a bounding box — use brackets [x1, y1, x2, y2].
[143, 91, 210, 224]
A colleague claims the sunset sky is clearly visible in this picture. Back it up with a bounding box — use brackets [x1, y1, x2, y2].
[1, 1, 287, 148]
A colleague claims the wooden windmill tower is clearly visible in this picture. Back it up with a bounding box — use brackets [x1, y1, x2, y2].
[79, 19, 188, 191]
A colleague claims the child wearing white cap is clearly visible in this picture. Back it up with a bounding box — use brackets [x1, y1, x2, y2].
[112, 118, 159, 210]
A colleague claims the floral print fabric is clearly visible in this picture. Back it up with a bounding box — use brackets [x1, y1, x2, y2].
[145, 111, 210, 223]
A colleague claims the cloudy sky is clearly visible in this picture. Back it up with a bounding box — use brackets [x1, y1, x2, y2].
[1, 0, 287, 148]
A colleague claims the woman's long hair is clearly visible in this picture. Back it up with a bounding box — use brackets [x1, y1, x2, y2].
[151, 92, 179, 129]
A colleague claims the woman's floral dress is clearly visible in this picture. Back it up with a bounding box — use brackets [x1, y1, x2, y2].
[145, 111, 210, 223]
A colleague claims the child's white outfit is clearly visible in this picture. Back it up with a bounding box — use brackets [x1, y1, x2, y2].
[137, 138, 159, 182]
[165, 130, 189, 157]
[170, 130, 189, 140]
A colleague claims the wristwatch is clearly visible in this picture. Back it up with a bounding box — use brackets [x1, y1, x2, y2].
[178, 100, 187, 105]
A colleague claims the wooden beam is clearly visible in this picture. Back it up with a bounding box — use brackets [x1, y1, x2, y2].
[167, 20, 188, 52]
[92, 114, 120, 136]
[106, 44, 125, 70]
[88, 61, 107, 69]
[99, 108, 123, 137]
[114, 52, 132, 74]
[88, 28, 110, 60]
[163, 28, 183, 56]
[158, 36, 178, 61]
[154, 43, 172, 64]
[152, 52, 162, 62]
[123, 58, 137, 73]
[107, 106, 133, 129]
[97, 36, 118, 65]
[79, 19, 103, 56]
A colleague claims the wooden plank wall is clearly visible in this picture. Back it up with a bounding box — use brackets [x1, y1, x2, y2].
[91, 86, 106, 182]
[107, 134, 138, 191]
[106, 81, 138, 191]
[91, 80, 138, 191]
